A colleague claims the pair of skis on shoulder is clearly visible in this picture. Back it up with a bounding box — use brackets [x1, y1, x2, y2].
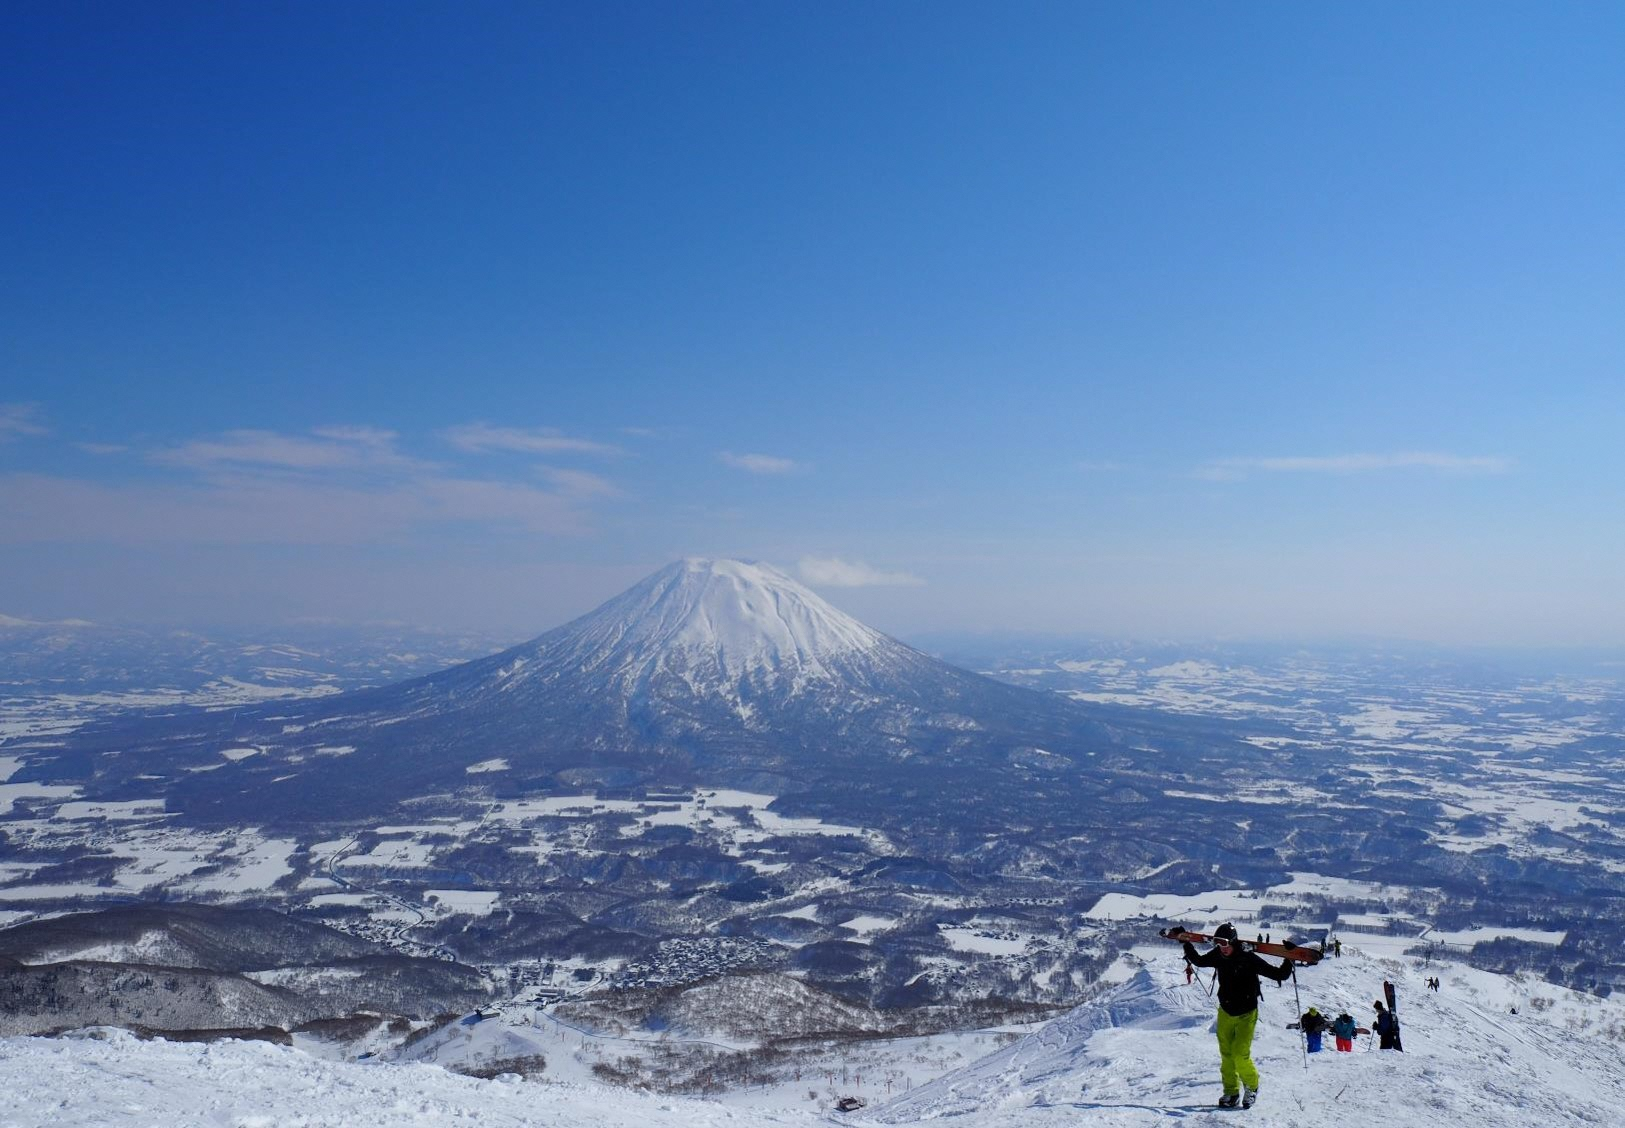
[1158, 926, 1324, 965]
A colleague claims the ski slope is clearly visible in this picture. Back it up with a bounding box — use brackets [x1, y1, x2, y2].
[1, 940, 1619, 1126]
[868, 942, 1622, 1125]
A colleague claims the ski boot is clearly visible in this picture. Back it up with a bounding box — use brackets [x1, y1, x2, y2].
[1242, 1086, 1257, 1109]
[1217, 1092, 1240, 1108]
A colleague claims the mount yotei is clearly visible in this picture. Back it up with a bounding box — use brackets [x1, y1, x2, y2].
[57, 558, 1175, 830]
[8, 560, 1625, 1044]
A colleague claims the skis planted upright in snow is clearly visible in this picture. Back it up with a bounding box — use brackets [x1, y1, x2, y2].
[1158, 926, 1324, 965]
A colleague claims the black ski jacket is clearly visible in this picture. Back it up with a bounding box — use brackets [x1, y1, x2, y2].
[1184, 941, 1294, 1017]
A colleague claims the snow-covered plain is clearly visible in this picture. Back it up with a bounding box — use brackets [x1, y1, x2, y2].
[3, 938, 1618, 1127]
[1010, 651, 1625, 882]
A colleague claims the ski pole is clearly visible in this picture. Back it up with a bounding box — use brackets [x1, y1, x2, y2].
[1290, 963, 1307, 1071]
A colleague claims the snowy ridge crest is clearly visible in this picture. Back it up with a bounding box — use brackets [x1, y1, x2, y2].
[866, 970, 1201, 1122]
[8, 945, 1625, 1125]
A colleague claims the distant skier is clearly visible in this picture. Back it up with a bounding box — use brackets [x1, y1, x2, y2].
[1330, 1011, 1357, 1052]
[1183, 922, 1294, 1109]
[1373, 1000, 1401, 1050]
[1332, 938, 1342, 957]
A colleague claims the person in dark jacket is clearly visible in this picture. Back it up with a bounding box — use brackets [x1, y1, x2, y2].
[1184, 922, 1295, 1109]
[1296, 1006, 1328, 1052]
[1373, 1000, 1401, 1050]
[1330, 1011, 1357, 1051]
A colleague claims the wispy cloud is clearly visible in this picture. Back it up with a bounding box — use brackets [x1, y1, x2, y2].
[1196, 452, 1512, 481]
[76, 442, 127, 456]
[2, 421, 629, 546]
[152, 427, 421, 472]
[443, 423, 622, 457]
[798, 557, 924, 587]
[415, 478, 589, 534]
[538, 466, 622, 500]
[310, 424, 401, 449]
[0, 471, 589, 544]
[719, 451, 803, 475]
[0, 403, 49, 442]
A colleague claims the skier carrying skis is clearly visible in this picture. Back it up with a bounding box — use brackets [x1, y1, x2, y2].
[1183, 922, 1294, 1109]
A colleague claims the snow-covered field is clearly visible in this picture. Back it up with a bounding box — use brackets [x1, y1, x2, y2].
[1020, 652, 1625, 883]
[3, 937, 1618, 1127]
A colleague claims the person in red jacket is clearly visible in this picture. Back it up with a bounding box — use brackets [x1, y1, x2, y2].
[1330, 1011, 1358, 1051]
[1183, 923, 1295, 1109]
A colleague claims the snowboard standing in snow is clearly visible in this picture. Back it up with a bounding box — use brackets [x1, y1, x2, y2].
[1374, 999, 1401, 1050]
[1176, 923, 1296, 1109]
[1383, 979, 1404, 1052]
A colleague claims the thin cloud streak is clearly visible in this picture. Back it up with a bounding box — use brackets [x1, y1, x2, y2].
[798, 557, 924, 587]
[538, 467, 622, 500]
[152, 427, 424, 472]
[0, 472, 589, 545]
[719, 451, 802, 475]
[4, 422, 622, 546]
[310, 424, 401, 448]
[1197, 452, 1513, 480]
[0, 403, 49, 441]
[443, 423, 622, 457]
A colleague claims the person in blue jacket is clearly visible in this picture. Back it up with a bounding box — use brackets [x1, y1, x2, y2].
[1331, 1011, 1358, 1051]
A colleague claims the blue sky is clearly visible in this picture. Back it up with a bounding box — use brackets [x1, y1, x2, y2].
[2, 2, 1622, 645]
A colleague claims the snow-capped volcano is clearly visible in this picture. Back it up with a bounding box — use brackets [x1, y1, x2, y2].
[405, 557, 960, 717]
[89, 558, 1127, 826]
[514, 558, 889, 692]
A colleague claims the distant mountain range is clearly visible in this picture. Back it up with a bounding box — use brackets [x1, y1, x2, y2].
[49, 559, 1229, 830]
[0, 614, 519, 697]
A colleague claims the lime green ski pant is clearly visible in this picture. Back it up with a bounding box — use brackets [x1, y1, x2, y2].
[1215, 1008, 1260, 1096]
